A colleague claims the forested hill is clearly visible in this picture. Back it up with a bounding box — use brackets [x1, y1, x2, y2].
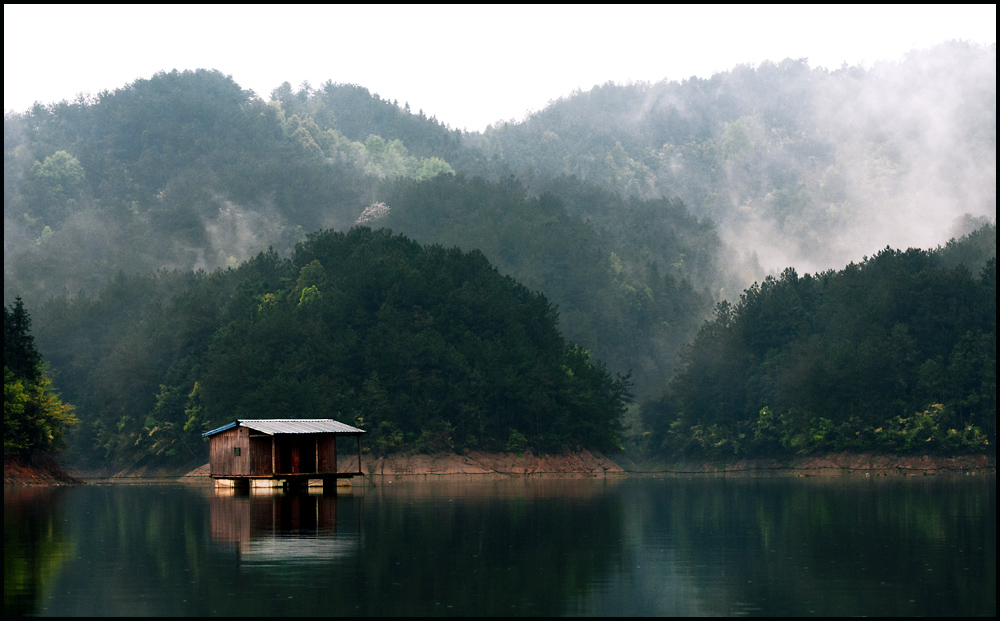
[640, 227, 996, 458]
[31, 228, 632, 469]
[3, 69, 458, 303]
[5, 46, 996, 468]
[475, 42, 996, 274]
[6, 44, 994, 307]
[267, 81, 502, 179]
[4, 68, 722, 399]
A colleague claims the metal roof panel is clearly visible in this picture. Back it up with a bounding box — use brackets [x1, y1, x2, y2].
[202, 421, 239, 437]
[203, 419, 365, 437]
[238, 419, 365, 435]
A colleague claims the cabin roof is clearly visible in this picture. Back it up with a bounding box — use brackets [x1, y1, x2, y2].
[202, 419, 365, 438]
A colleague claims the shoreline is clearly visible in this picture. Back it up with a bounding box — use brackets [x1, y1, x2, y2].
[4, 454, 84, 486]
[5, 451, 995, 486]
[619, 452, 996, 477]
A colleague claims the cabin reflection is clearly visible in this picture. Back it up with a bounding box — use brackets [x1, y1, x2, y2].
[209, 488, 359, 561]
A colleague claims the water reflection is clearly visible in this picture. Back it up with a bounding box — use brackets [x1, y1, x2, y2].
[3, 475, 995, 616]
[209, 488, 359, 564]
[4, 487, 76, 617]
[576, 476, 996, 616]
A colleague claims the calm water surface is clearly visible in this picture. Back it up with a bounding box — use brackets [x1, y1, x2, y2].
[5, 475, 995, 616]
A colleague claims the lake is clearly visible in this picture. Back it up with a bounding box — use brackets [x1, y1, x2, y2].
[5, 474, 995, 616]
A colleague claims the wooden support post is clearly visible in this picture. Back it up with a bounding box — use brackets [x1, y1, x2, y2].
[322, 477, 338, 495]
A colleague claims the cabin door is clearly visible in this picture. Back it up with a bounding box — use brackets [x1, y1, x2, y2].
[276, 436, 294, 474]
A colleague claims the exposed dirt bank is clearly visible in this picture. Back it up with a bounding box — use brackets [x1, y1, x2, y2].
[354, 449, 625, 477]
[4, 454, 84, 486]
[622, 452, 996, 476]
[14, 451, 993, 484]
[177, 449, 625, 480]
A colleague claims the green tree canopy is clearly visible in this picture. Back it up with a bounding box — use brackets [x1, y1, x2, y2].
[32, 228, 632, 468]
[642, 226, 996, 457]
[4, 299, 76, 456]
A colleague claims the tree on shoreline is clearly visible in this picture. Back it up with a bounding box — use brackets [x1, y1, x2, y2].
[4, 298, 77, 456]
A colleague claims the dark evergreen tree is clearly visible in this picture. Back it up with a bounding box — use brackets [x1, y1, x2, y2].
[4, 299, 76, 455]
[4, 297, 41, 382]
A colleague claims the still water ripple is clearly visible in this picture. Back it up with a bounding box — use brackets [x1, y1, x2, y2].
[5, 475, 995, 616]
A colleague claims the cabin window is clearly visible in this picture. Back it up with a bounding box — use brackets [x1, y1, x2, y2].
[234, 447, 241, 457]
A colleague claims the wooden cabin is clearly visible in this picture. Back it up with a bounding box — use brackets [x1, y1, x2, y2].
[203, 419, 365, 489]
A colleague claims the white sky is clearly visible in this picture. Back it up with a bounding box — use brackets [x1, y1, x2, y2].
[4, 5, 996, 132]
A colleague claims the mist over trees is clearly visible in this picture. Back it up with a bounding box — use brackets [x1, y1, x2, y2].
[3, 68, 719, 402]
[3, 69, 463, 304]
[4, 41, 996, 467]
[477, 42, 995, 274]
